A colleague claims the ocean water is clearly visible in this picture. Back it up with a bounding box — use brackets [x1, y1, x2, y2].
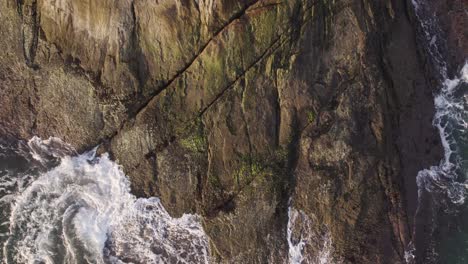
[414, 63, 468, 263]
[431, 65, 468, 263]
[410, 0, 468, 262]
[416, 64, 468, 206]
[286, 206, 335, 264]
[0, 137, 210, 264]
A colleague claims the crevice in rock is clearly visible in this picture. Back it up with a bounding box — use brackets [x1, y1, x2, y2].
[144, 151, 160, 194]
[29, 77, 39, 134]
[300, 74, 358, 137]
[238, 82, 255, 188]
[205, 195, 236, 218]
[128, 0, 262, 118]
[127, 0, 148, 96]
[106, 2, 318, 220]
[106, 0, 318, 148]
[275, 107, 301, 219]
[237, 77, 254, 180]
[238, 43, 253, 159]
[171, 9, 320, 218]
[138, 31, 290, 217]
[17, 0, 39, 68]
[105, 0, 266, 146]
[273, 68, 281, 148]
[247, 1, 284, 12]
[198, 34, 287, 118]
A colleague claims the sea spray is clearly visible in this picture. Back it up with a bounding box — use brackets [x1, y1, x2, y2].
[287, 207, 307, 264]
[286, 206, 336, 264]
[1, 137, 210, 264]
[416, 63, 468, 205]
[408, 0, 468, 262]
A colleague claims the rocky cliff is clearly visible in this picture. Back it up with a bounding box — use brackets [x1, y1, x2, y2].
[0, 0, 452, 263]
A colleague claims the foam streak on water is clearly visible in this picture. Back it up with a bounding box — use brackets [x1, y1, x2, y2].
[0, 137, 210, 264]
[416, 63, 468, 205]
[412, 0, 468, 207]
[408, 0, 468, 262]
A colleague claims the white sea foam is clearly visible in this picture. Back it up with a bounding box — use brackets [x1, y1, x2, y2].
[287, 206, 336, 264]
[287, 207, 307, 264]
[1, 137, 210, 264]
[416, 62, 468, 205]
[408, 0, 468, 261]
[404, 242, 416, 264]
[26, 136, 77, 164]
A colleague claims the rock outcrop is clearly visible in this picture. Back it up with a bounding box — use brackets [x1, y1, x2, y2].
[0, 0, 450, 263]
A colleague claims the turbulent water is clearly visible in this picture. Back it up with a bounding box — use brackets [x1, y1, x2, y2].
[411, 63, 468, 263]
[286, 207, 335, 264]
[412, 0, 468, 206]
[410, 0, 468, 262]
[0, 137, 210, 264]
[416, 64, 468, 205]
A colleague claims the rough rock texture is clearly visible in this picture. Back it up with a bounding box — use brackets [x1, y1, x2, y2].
[0, 0, 449, 263]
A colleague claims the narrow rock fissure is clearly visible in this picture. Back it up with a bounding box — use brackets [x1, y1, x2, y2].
[17, 0, 39, 68]
[129, 0, 262, 119]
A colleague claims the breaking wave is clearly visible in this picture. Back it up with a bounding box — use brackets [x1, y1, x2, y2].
[0, 137, 210, 264]
[412, 0, 468, 209]
[409, 0, 468, 262]
[416, 63, 468, 205]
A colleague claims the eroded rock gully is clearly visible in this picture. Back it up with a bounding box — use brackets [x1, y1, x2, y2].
[0, 0, 450, 263]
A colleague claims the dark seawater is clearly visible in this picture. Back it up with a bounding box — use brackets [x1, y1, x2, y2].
[409, 0, 468, 262]
[434, 77, 468, 263]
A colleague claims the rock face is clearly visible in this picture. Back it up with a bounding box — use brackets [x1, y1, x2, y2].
[0, 0, 449, 263]
[422, 0, 467, 76]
